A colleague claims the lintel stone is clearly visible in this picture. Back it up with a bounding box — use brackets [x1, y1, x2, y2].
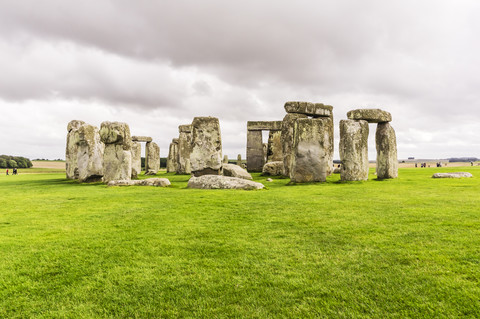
[284, 101, 333, 118]
[132, 136, 153, 142]
[347, 109, 392, 123]
[247, 121, 283, 131]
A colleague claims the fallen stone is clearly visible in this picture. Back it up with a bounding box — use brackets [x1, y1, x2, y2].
[266, 178, 273, 182]
[187, 175, 264, 190]
[347, 109, 392, 123]
[432, 172, 473, 178]
[284, 101, 333, 118]
[223, 163, 253, 180]
[190, 117, 223, 176]
[108, 178, 171, 187]
[262, 161, 284, 176]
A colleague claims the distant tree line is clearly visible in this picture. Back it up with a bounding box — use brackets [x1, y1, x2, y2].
[447, 157, 478, 162]
[0, 155, 33, 168]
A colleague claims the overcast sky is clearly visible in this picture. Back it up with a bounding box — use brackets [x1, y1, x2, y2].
[0, 0, 479, 160]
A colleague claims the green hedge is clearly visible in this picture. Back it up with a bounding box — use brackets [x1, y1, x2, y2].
[0, 155, 33, 168]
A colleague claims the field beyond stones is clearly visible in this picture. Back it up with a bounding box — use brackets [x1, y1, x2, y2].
[0, 167, 479, 318]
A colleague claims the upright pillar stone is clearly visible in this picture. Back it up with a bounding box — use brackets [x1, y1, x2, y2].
[267, 130, 283, 163]
[76, 124, 104, 183]
[100, 121, 132, 183]
[281, 113, 308, 176]
[246, 130, 264, 172]
[223, 155, 229, 164]
[376, 122, 398, 179]
[190, 117, 223, 176]
[290, 118, 333, 183]
[66, 120, 85, 179]
[237, 154, 242, 166]
[177, 124, 193, 174]
[145, 142, 160, 175]
[339, 120, 369, 181]
[166, 138, 179, 173]
[131, 141, 142, 178]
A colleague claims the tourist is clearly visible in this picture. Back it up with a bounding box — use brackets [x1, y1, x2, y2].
[6, 169, 9, 175]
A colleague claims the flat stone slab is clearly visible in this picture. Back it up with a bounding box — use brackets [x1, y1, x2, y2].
[432, 172, 473, 178]
[108, 178, 171, 187]
[187, 175, 264, 190]
[347, 109, 392, 123]
[284, 101, 333, 117]
[132, 136, 153, 142]
[223, 163, 253, 180]
[247, 121, 283, 131]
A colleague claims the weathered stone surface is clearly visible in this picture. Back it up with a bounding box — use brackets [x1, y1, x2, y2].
[66, 120, 85, 179]
[281, 113, 308, 176]
[99, 121, 132, 148]
[187, 175, 264, 190]
[166, 139, 179, 173]
[284, 101, 333, 118]
[246, 130, 264, 172]
[237, 154, 242, 166]
[223, 155, 229, 164]
[266, 178, 273, 182]
[333, 166, 341, 174]
[347, 109, 392, 123]
[376, 122, 398, 179]
[263, 143, 268, 164]
[145, 142, 160, 175]
[190, 117, 223, 176]
[262, 161, 284, 176]
[339, 120, 369, 181]
[290, 118, 333, 183]
[131, 142, 142, 178]
[132, 136, 152, 143]
[267, 130, 283, 162]
[432, 172, 473, 178]
[247, 121, 283, 131]
[223, 163, 253, 180]
[177, 124, 193, 174]
[76, 124, 104, 183]
[108, 178, 171, 187]
[100, 121, 132, 182]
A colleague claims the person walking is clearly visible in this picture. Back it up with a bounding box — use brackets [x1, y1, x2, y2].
[6, 169, 9, 175]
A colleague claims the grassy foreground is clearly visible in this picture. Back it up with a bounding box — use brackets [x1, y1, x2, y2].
[0, 167, 479, 318]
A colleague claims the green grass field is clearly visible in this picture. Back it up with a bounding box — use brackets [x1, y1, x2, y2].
[0, 167, 479, 318]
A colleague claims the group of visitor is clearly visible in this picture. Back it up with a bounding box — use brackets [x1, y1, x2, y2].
[5, 168, 18, 175]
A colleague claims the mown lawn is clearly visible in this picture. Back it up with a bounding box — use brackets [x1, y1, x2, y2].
[0, 167, 479, 318]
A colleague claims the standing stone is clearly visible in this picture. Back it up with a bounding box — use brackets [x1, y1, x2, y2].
[237, 154, 242, 166]
[66, 120, 85, 179]
[267, 130, 283, 163]
[190, 117, 223, 176]
[177, 124, 193, 174]
[339, 120, 369, 181]
[166, 139, 179, 173]
[100, 121, 132, 183]
[263, 143, 268, 164]
[145, 142, 160, 175]
[246, 130, 264, 172]
[131, 142, 142, 178]
[76, 124, 104, 183]
[376, 122, 398, 179]
[281, 113, 308, 176]
[223, 155, 229, 164]
[290, 118, 333, 183]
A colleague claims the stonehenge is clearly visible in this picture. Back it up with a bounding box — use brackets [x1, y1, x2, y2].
[65, 103, 398, 187]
